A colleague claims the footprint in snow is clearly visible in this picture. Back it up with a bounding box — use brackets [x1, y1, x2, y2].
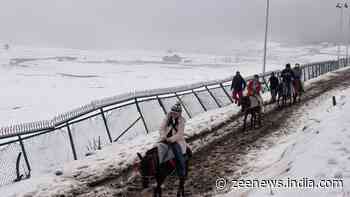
[337, 147, 350, 154]
[328, 158, 338, 165]
[332, 141, 342, 145]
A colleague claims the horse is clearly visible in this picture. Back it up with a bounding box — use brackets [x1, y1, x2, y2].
[136, 144, 192, 197]
[277, 81, 294, 107]
[240, 95, 262, 131]
[292, 79, 302, 103]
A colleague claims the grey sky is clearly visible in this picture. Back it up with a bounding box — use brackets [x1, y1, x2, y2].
[0, 0, 345, 51]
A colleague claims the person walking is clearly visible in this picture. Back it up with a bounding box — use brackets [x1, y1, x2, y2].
[269, 72, 279, 103]
[230, 71, 247, 105]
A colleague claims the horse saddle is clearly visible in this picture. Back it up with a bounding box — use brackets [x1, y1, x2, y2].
[157, 142, 191, 164]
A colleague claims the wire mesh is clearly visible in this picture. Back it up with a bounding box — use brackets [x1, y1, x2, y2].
[138, 99, 166, 133]
[69, 115, 110, 158]
[105, 104, 145, 143]
[22, 128, 73, 176]
[208, 87, 231, 107]
[196, 90, 219, 110]
[178, 93, 205, 117]
[0, 141, 28, 186]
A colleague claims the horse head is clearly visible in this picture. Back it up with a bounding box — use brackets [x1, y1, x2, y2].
[136, 149, 158, 189]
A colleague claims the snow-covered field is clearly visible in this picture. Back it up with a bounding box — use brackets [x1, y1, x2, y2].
[0, 41, 340, 126]
[219, 73, 350, 197]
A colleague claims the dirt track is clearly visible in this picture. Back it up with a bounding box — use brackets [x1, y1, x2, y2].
[77, 68, 350, 197]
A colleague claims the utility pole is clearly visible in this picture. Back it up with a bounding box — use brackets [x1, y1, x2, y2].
[262, 0, 270, 76]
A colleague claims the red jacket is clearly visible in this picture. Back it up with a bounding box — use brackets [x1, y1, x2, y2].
[247, 80, 261, 96]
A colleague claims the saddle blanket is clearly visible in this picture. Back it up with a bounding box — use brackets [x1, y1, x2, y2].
[249, 95, 265, 113]
[157, 142, 176, 164]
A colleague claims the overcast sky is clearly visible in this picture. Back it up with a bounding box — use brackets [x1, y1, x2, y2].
[0, 0, 346, 51]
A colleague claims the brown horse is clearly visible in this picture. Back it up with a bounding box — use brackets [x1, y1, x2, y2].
[240, 95, 262, 131]
[136, 145, 192, 197]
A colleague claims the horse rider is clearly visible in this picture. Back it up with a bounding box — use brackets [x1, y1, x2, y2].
[293, 63, 304, 94]
[230, 71, 247, 105]
[281, 63, 295, 97]
[269, 72, 279, 103]
[159, 102, 187, 178]
[247, 74, 264, 110]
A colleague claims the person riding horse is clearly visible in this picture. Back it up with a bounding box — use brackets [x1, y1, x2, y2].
[136, 102, 191, 197]
[247, 74, 264, 110]
[159, 102, 187, 179]
[281, 63, 295, 98]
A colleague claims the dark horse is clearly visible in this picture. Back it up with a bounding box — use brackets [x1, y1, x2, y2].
[240, 95, 262, 131]
[136, 144, 192, 197]
[277, 81, 293, 107]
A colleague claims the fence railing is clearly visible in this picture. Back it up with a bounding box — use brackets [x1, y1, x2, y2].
[0, 58, 347, 186]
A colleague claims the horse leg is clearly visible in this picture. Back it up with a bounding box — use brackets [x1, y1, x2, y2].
[258, 109, 262, 126]
[154, 181, 161, 197]
[154, 174, 166, 197]
[250, 112, 254, 129]
[253, 112, 257, 128]
[177, 177, 185, 197]
[243, 112, 248, 131]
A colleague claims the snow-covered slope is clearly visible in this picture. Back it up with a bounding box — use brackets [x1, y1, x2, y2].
[0, 42, 339, 126]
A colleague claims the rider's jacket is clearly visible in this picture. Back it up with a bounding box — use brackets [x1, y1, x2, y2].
[293, 67, 302, 80]
[159, 115, 187, 154]
[247, 80, 261, 96]
[269, 75, 279, 90]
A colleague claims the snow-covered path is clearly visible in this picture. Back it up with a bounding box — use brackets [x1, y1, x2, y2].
[78, 69, 350, 196]
[217, 70, 350, 197]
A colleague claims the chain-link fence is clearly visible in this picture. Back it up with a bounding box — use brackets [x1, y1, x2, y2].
[0, 59, 347, 186]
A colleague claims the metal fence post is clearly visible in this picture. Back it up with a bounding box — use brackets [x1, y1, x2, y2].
[18, 135, 31, 173]
[66, 123, 78, 160]
[312, 65, 317, 78]
[100, 108, 113, 143]
[205, 86, 221, 108]
[303, 67, 306, 81]
[192, 90, 207, 111]
[220, 83, 234, 103]
[156, 96, 167, 115]
[174, 93, 192, 119]
[135, 98, 149, 134]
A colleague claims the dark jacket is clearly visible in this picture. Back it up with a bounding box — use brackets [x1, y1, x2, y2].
[281, 68, 295, 83]
[269, 75, 279, 90]
[293, 67, 302, 80]
[230, 75, 246, 91]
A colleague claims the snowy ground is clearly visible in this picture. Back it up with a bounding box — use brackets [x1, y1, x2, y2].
[1, 102, 241, 197]
[0, 41, 341, 126]
[1, 64, 345, 197]
[218, 72, 350, 197]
